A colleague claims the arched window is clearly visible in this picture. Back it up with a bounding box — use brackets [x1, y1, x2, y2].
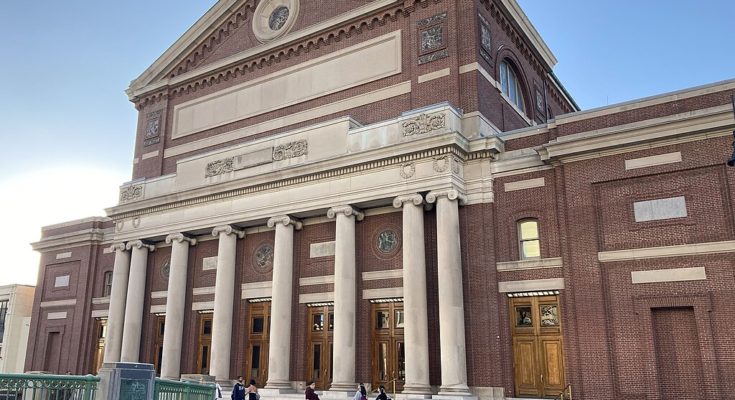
[500, 60, 525, 112]
[102, 271, 113, 297]
[517, 219, 540, 259]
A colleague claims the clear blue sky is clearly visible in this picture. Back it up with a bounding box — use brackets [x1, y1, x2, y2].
[0, 1, 733, 285]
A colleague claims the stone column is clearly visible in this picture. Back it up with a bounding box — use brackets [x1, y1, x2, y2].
[210, 225, 244, 381]
[393, 195, 431, 395]
[161, 233, 197, 380]
[426, 189, 471, 396]
[103, 242, 130, 363]
[120, 240, 155, 363]
[264, 215, 301, 391]
[326, 205, 364, 392]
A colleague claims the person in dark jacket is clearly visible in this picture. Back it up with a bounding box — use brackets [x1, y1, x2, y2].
[305, 381, 320, 400]
[232, 376, 246, 400]
[375, 386, 390, 400]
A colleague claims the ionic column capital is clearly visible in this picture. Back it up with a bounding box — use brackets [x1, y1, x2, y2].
[109, 242, 128, 253]
[392, 193, 424, 208]
[267, 215, 303, 230]
[125, 240, 155, 252]
[426, 188, 467, 205]
[327, 205, 364, 221]
[165, 233, 197, 246]
[212, 225, 245, 239]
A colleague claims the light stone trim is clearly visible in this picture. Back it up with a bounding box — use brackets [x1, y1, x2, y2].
[92, 297, 111, 305]
[163, 81, 411, 158]
[362, 270, 403, 281]
[40, 299, 77, 308]
[150, 305, 167, 314]
[310, 241, 335, 258]
[92, 310, 109, 318]
[299, 276, 335, 286]
[299, 292, 334, 304]
[142, 150, 160, 160]
[598, 240, 735, 262]
[203, 256, 218, 271]
[498, 278, 565, 293]
[172, 31, 402, 139]
[496, 257, 562, 271]
[503, 177, 545, 192]
[417, 68, 450, 83]
[103, 246, 114, 254]
[193, 286, 216, 296]
[55, 252, 72, 260]
[633, 196, 687, 222]
[241, 281, 273, 300]
[631, 267, 706, 284]
[625, 152, 682, 170]
[362, 287, 403, 300]
[151, 291, 168, 299]
[47, 312, 68, 320]
[54, 275, 70, 288]
[192, 301, 215, 311]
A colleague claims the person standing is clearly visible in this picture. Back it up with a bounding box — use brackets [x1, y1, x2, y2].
[246, 379, 259, 400]
[353, 383, 367, 400]
[305, 381, 320, 400]
[214, 382, 223, 400]
[232, 376, 246, 400]
[375, 386, 390, 400]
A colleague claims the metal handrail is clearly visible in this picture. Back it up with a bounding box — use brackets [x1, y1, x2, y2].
[0, 373, 99, 400]
[154, 378, 215, 400]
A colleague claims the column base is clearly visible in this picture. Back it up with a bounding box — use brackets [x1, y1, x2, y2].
[326, 381, 358, 394]
[435, 385, 475, 400]
[261, 383, 297, 395]
[394, 393, 433, 400]
[400, 383, 432, 397]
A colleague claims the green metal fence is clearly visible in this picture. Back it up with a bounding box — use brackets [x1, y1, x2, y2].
[0, 373, 99, 400]
[154, 378, 215, 400]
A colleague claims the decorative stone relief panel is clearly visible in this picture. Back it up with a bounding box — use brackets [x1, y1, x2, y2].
[253, 242, 275, 273]
[399, 162, 415, 179]
[371, 224, 402, 259]
[417, 12, 448, 64]
[272, 140, 308, 161]
[119, 184, 144, 203]
[143, 110, 162, 147]
[478, 13, 492, 64]
[205, 157, 235, 177]
[252, 0, 300, 43]
[402, 113, 446, 136]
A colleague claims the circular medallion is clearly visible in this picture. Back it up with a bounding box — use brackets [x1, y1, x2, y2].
[377, 230, 398, 253]
[372, 225, 401, 259]
[161, 259, 170, 279]
[252, 0, 300, 43]
[269, 6, 290, 31]
[253, 243, 274, 273]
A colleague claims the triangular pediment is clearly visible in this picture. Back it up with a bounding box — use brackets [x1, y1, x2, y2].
[127, 0, 380, 101]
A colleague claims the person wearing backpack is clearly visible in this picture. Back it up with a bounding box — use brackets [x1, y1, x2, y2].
[353, 383, 367, 400]
[232, 376, 246, 400]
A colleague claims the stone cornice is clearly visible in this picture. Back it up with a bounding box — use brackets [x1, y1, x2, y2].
[31, 228, 108, 252]
[212, 225, 245, 238]
[326, 205, 365, 221]
[107, 138, 471, 221]
[537, 104, 734, 163]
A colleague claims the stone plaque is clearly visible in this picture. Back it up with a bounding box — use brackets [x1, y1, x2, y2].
[120, 379, 149, 400]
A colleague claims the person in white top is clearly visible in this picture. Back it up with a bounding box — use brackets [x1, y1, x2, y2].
[353, 383, 367, 400]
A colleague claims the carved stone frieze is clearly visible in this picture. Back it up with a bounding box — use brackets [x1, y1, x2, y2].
[433, 155, 450, 173]
[402, 113, 446, 136]
[273, 140, 308, 161]
[417, 12, 447, 28]
[418, 48, 449, 65]
[205, 157, 235, 177]
[119, 185, 144, 203]
[452, 156, 461, 174]
[400, 162, 416, 179]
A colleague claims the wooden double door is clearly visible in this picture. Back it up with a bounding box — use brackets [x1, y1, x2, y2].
[246, 302, 270, 386]
[371, 302, 405, 393]
[510, 295, 565, 398]
[306, 305, 334, 390]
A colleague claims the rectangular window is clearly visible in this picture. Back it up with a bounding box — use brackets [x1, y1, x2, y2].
[518, 220, 541, 259]
[0, 300, 8, 343]
[633, 196, 687, 222]
[102, 272, 113, 297]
